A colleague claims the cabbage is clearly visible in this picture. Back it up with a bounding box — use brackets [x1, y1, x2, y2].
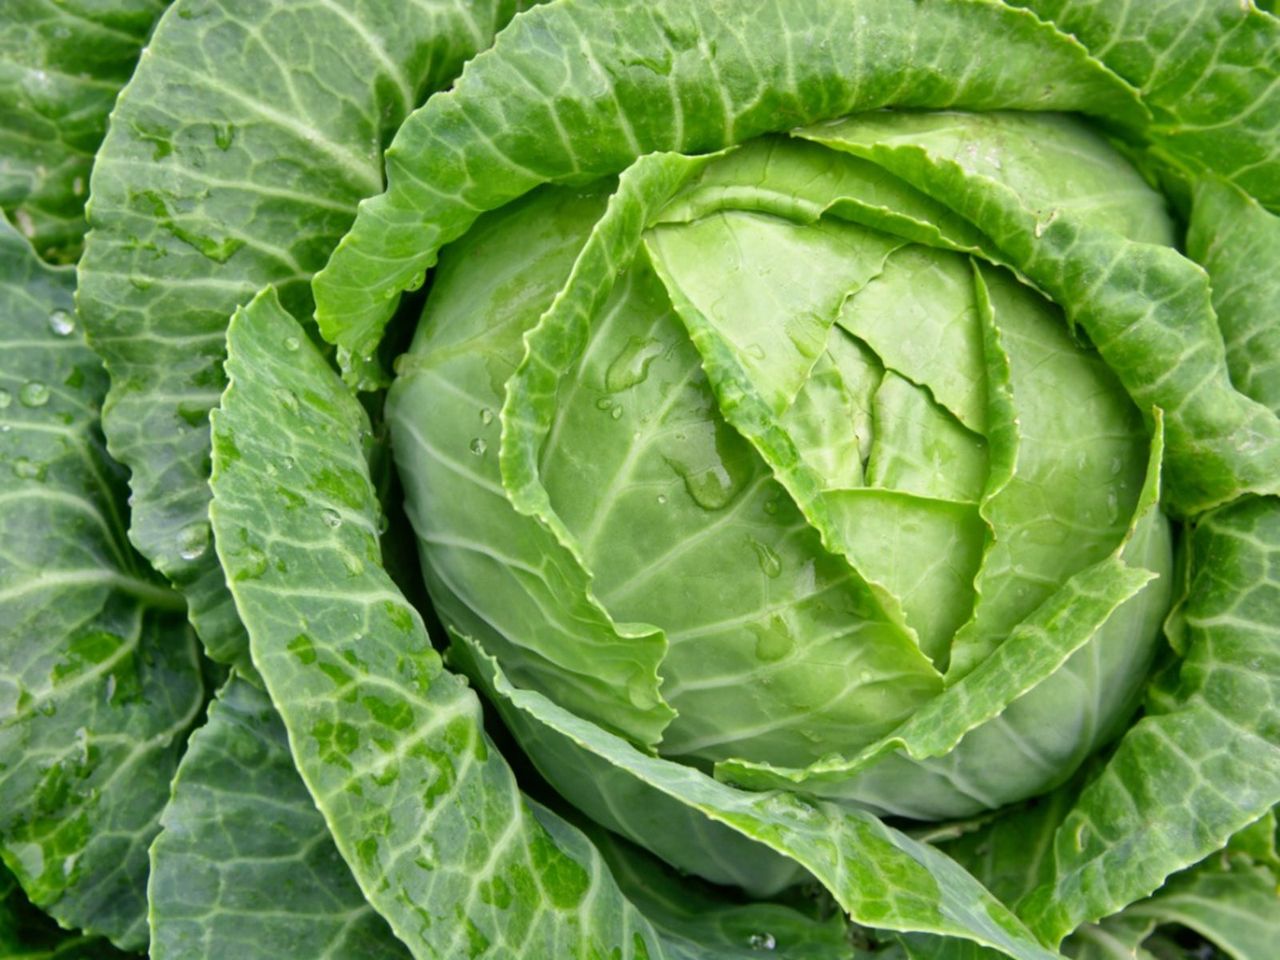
[1, 1, 1278, 957]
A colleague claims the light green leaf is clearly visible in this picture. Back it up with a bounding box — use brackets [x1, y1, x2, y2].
[1018, 496, 1280, 942]
[656, 137, 993, 258]
[801, 111, 1280, 516]
[315, 0, 1146, 360]
[645, 210, 900, 415]
[0, 215, 203, 949]
[391, 178, 679, 750]
[148, 674, 409, 960]
[1012, 0, 1280, 209]
[1122, 861, 1280, 960]
[1187, 176, 1280, 415]
[947, 263, 1151, 677]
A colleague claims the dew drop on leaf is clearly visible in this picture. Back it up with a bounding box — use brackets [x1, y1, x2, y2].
[47, 309, 75, 336]
[750, 615, 793, 662]
[469, 437, 487, 456]
[177, 522, 210, 560]
[19, 381, 50, 407]
[604, 335, 663, 392]
[321, 508, 343, 529]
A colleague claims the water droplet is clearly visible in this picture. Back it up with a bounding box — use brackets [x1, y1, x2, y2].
[656, 494, 667, 505]
[610, 405, 623, 420]
[595, 397, 614, 411]
[748, 933, 776, 951]
[342, 553, 365, 576]
[13, 457, 45, 481]
[282, 456, 296, 470]
[0, 389, 11, 408]
[177, 522, 210, 561]
[749, 538, 783, 578]
[751, 615, 793, 662]
[762, 495, 780, 516]
[663, 420, 753, 511]
[72, 177, 85, 197]
[321, 508, 343, 529]
[746, 343, 766, 360]
[283, 336, 300, 352]
[48, 310, 75, 336]
[469, 438, 487, 456]
[19, 382, 50, 407]
[405, 271, 426, 292]
[605, 336, 664, 392]
[480, 407, 494, 425]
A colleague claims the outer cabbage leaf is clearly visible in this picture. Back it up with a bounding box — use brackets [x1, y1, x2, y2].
[1017, 496, 1280, 942]
[0, 215, 203, 949]
[315, 0, 1147, 359]
[148, 674, 409, 960]
[1187, 177, 1280, 416]
[1011, 0, 1280, 210]
[0, 0, 165, 262]
[76, 0, 528, 673]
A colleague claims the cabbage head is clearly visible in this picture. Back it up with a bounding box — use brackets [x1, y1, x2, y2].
[387, 119, 1177, 849]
